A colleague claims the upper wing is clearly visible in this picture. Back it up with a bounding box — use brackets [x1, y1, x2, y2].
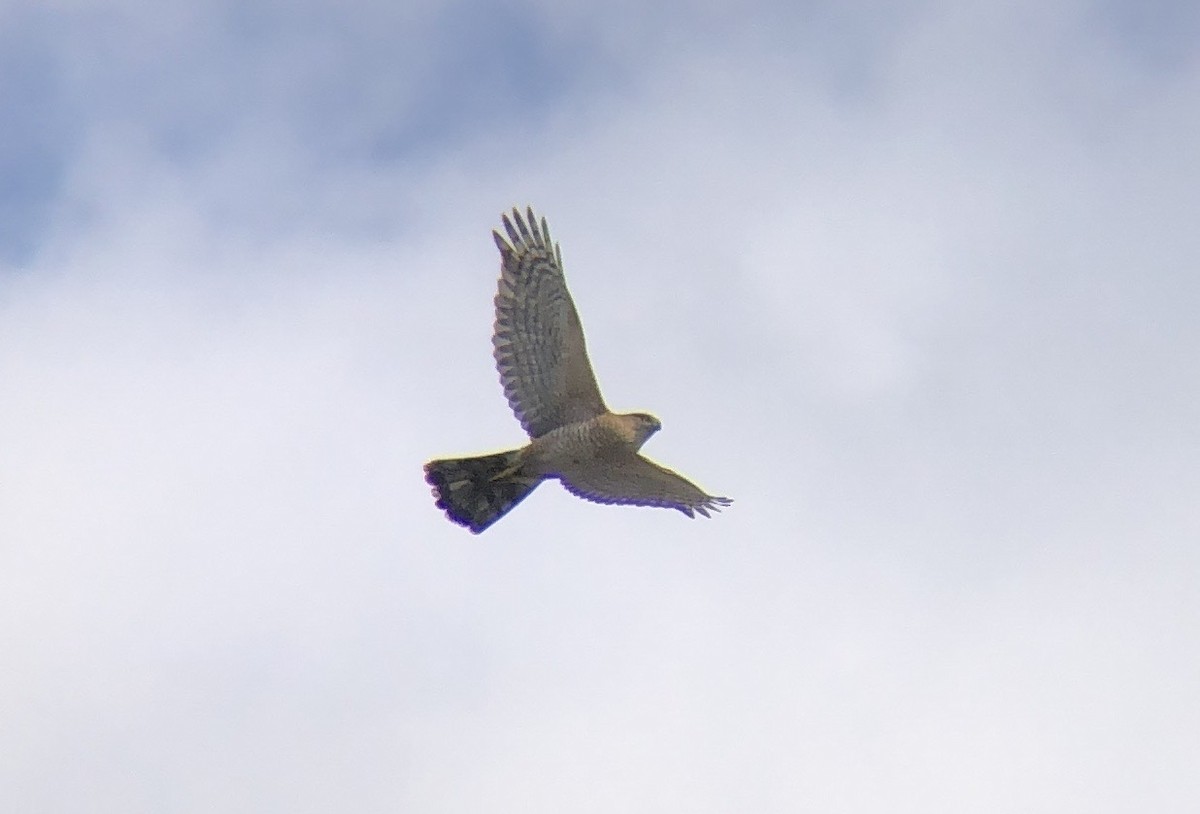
[560, 453, 733, 518]
[492, 207, 608, 438]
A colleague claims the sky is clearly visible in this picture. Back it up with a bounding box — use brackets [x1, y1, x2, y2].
[2, 0, 1199, 810]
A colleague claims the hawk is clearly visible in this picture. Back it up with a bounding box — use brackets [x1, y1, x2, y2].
[424, 207, 731, 533]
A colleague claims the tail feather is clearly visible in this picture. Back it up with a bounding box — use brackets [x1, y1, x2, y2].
[423, 450, 540, 534]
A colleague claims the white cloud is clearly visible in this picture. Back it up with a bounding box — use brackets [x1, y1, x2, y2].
[2, 0, 1199, 811]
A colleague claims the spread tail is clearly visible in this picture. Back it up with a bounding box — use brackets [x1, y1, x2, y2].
[423, 449, 540, 534]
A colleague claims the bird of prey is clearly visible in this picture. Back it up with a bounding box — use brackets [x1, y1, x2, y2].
[424, 207, 731, 534]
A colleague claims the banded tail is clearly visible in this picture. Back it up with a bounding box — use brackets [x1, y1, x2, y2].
[423, 449, 541, 534]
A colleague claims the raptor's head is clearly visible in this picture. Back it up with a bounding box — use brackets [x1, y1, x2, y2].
[627, 412, 662, 448]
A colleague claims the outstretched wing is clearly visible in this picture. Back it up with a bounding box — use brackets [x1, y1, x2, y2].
[492, 207, 608, 438]
[560, 454, 733, 518]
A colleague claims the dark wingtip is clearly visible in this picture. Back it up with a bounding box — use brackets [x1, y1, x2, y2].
[501, 210, 520, 245]
[694, 496, 732, 519]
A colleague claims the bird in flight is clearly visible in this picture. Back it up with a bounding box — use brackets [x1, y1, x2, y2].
[424, 207, 731, 533]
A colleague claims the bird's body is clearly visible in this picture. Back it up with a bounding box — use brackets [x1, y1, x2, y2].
[424, 208, 730, 533]
[524, 412, 650, 476]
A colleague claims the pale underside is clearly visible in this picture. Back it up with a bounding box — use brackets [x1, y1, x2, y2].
[489, 207, 729, 517]
[558, 454, 731, 518]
